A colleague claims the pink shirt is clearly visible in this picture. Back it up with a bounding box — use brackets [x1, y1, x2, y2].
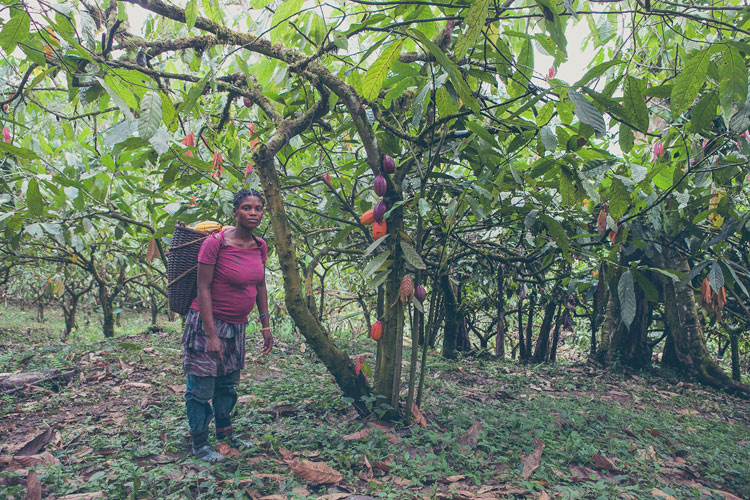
[190, 232, 267, 324]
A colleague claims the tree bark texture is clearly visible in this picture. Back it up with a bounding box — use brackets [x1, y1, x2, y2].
[441, 274, 458, 360]
[495, 264, 506, 358]
[253, 102, 371, 415]
[659, 258, 749, 398]
[532, 299, 556, 363]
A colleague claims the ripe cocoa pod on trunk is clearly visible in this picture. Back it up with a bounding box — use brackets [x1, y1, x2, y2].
[371, 320, 383, 341]
[374, 175, 387, 196]
[360, 209, 375, 225]
[415, 284, 426, 303]
[374, 201, 387, 222]
[383, 155, 396, 173]
[372, 220, 387, 239]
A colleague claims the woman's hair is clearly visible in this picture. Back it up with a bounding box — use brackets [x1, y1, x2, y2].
[233, 188, 265, 208]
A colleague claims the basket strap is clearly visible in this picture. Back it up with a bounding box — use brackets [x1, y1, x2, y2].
[168, 263, 199, 287]
[170, 235, 209, 251]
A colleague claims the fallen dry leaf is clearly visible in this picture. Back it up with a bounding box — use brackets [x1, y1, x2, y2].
[6, 452, 60, 472]
[439, 475, 466, 483]
[592, 452, 617, 471]
[26, 470, 41, 500]
[316, 494, 350, 500]
[216, 442, 240, 458]
[124, 382, 153, 390]
[361, 455, 373, 479]
[286, 458, 342, 484]
[538, 491, 549, 500]
[651, 488, 678, 500]
[167, 384, 186, 395]
[568, 464, 598, 482]
[411, 402, 427, 427]
[57, 493, 105, 500]
[342, 428, 370, 441]
[257, 495, 286, 500]
[522, 438, 544, 480]
[17, 426, 56, 456]
[459, 421, 483, 447]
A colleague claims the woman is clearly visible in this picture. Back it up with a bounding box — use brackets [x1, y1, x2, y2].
[181, 188, 273, 463]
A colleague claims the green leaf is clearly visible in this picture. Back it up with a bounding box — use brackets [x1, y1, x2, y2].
[568, 90, 606, 137]
[718, 46, 748, 113]
[559, 168, 575, 206]
[540, 213, 570, 259]
[623, 76, 648, 131]
[362, 40, 404, 102]
[608, 178, 629, 220]
[455, 0, 490, 60]
[400, 240, 426, 270]
[509, 38, 534, 98]
[632, 269, 658, 302]
[26, 178, 43, 217]
[0, 8, 30, 53]
[270, 0, 304, 43]
[363, 234, 389, 257]
[363, 250, 391, 279]
[539, 125, 557, 151]
[574, 60, 622, 88]
[418, 198, 430, 217]
[619, 123, 634, 153]
[410, 29, 479, 113]
[138, 91, 163, 141]
[709, 260, 724, 293]
[690, 92, 719, 133]
[0, 141, 39, 160]
[618, 270, 636, 328]
[185, 0, 198, 29]
[466, 119, 499, 149]
[177, 73, 210, 117]
[670, 48, 711, 118]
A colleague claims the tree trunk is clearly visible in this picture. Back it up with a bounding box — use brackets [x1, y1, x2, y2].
[62, 293, 80, 339]
[455, 280, 471, 353]
[495, 264, 506, 358]
[549, 303, 563, 362]
[517, 295, 525, 360]
[100, 284, 115, 339]
[730, 331, 740, 382]
[659, 258, 750, 397]
[255, 130, 371, 415]
[523, 292, 536, 361]
[532, 299, 556, 363]
[441, 274, 458, 360]
[598, 268, 652, 369]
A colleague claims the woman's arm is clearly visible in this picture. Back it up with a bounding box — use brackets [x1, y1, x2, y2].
[197, 262, 222, 360]
[256, 271, 273, 355]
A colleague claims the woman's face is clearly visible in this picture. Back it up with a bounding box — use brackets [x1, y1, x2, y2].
[234, 195, 264, 229]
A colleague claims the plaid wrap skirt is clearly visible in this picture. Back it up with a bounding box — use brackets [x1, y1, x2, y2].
[181, 309, 246, 377]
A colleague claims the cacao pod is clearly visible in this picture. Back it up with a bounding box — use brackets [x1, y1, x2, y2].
[400, 275, 414, 303]
[372, 220, 387, 239]
[415, 284, 426, 303]
[374, 175, 387, 197]
[243, 96, 254, 108]
[193, 221, 222, 232]
[383, 155, 396, 174]
[360, 209, 375, 225]
[2, 126, 10, 144]
[371, 320, 383, 341]
[324, 172, 331, 184]
[373, 200, 387, 222]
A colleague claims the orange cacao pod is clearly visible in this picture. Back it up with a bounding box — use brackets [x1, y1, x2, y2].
[360, 209, 375, 225]
[372, 220, 387, 239]
[371, 320, 383, 341]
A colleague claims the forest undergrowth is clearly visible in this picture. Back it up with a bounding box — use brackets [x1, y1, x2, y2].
[0, 306, 748, 500]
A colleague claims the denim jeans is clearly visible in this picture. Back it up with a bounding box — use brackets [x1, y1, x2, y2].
[185, 370, 240, 448]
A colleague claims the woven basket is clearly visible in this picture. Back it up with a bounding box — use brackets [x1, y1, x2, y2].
[167, 222, 209, 316]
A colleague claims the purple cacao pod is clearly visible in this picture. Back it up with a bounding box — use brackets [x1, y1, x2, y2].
[383, 155, 396, 174]
[374, 200, 387, 222]
[373, 174, 387, 197]
[415, 284, 426, 303]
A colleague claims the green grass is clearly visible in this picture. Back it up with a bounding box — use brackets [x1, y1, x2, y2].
[0, 304, 748, 500]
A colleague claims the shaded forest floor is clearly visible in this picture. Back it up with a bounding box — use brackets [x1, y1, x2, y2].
[1, 309, 749, 499]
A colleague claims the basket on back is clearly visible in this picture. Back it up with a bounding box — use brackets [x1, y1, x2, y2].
[167, 222, 210, 316]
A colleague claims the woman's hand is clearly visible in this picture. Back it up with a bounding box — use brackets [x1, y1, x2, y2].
[260, 328, 273, 355]
[205, 334, 223, 360]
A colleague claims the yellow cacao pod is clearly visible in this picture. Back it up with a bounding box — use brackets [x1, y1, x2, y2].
[192, 220, 222, 232]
